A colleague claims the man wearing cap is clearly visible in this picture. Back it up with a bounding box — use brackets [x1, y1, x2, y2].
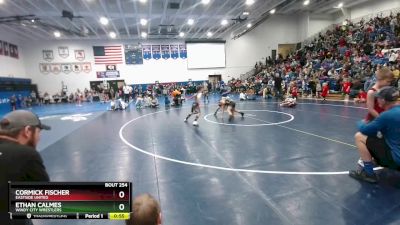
[0, 110, 51, 225]
[350, 86, 400, 183]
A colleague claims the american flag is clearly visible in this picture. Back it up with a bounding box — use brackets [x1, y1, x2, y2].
[93, 46, 123, 64]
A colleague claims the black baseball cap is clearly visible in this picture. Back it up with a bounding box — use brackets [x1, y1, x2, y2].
[375, 86, 400, 102]
[0, 110, 51, 131]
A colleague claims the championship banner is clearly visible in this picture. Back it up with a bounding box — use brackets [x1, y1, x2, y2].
[151, 45, 161, 60]
[82, 63, 91, 73]
[125, 44, 143, 65]
[161, 45, 170, 59]
[58, 46, 69, 58]
[50, 64, 61, 74]
[142, 45, 152, 60]
[170, 44, 179, 59]
[75, 50, 85, 61]
[9, 44, 19, 59]
[62, 64, 72, 74]
[179, 44, 187, 59]
[0, 41, 3, 55]
[43, 50, 54, 62]
[3, 42, 9, 56]
[39, 64, 51, 74]
[96, 71, 120, 78]
[72, 64, 81, 73]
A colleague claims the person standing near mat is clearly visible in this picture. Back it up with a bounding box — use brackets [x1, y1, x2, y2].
[184, 86, 203, 126]
[350, 87, 400, 183]
[0, 110, 51, 225]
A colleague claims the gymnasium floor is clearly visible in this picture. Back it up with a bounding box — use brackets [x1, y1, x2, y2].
[22, 95, 400, 225]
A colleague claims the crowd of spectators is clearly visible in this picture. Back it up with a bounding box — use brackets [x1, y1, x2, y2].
[226, 12, 400, 101]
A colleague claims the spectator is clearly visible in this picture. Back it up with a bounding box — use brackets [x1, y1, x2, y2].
[354, 89, 367, 103]
[350, 87, 400, 183]
[9, 95, 16, 111]
[0, 110, 51, 224]
[126, 194, 161, 225]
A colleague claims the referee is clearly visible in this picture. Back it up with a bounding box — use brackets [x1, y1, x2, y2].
[0, 110, 51, 225]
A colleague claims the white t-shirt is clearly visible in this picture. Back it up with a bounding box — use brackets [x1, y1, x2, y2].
[123, 86, 130, 94]
[196, 92, 202, 100]
[389, 53, 398, 62]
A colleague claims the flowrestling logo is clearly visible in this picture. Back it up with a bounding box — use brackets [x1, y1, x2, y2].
[0, 98, 10, 104]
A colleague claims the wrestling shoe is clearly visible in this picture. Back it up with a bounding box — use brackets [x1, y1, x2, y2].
[349, 169, 378, 183]
[240, 112, 244, 117]
[184, 118, 188, 122]
[193, 121, 199, 126]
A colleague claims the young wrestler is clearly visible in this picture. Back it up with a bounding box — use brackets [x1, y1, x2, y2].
[354, 89, 367, 103]
[184, 86, 203, 126]
[225, 98, 244, 121]
[214, 97, 244, 121]
[213, 91, 230, 116]
[321, 82, 329, 101]
[342, 78, 352, 101]
[280, 96, 297, 107]
[365, 67, 394, 122]
[290, 82, 298, 99]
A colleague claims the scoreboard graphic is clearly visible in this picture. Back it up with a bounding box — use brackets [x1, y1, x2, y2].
[8, 182, 132, 220]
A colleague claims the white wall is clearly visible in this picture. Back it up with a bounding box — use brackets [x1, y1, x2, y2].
[297, 13, 310, 43]
[350, 0, 400, 20]
[308, 18, 334, 37]
[21, 15, 301, 94]
[0, 31, 27, 78]
[23, 40, 224, 94]
[224, 15, 300, 80]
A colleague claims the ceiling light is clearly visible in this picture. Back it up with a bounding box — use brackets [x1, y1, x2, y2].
[202, 0, 210, 4]
[303, 0, 310, 5]
[179, 32, 185, 37]
[247, 23, 252, 28]
[0, 0, 4, 4]
[338, 2, 343, 8]
[140, 18, 147, 26]
[270, 9, 276, 14]
[99, 16, 109, 25]
[187, 19, 194, 25]
[141, 32, 147, 38]
[54, 31, 61, 38]
[207, 32, 213, 37]
[221, 19, 228, 26]
[109, 31, 116, 39]
[245, 0, 255, 6]
[243, 11, 250, 16]
[139, 0, 147, 3]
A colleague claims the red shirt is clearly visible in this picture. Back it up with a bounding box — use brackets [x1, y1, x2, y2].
[291, 87, 298, 97]
[343, 82, 351, 94]
[322, 85, 329, 97]
[366, 87, 385, 122]
[358, 92, 367, 99]
[339, 37, 346, 47]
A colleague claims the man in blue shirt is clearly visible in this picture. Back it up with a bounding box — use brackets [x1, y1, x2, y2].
[350, 86, 400, 183]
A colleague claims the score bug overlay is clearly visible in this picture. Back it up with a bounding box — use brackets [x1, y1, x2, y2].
[8, 182, 132, 220]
